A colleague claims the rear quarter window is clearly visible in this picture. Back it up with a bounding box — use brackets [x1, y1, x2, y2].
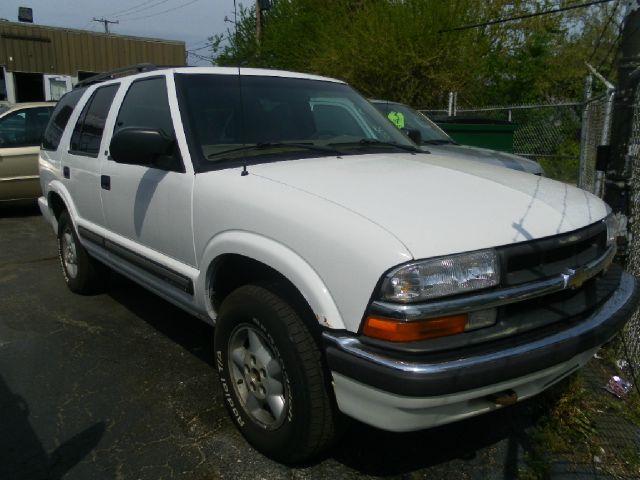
[69, 84, 119, 157]
[42, 88, 85, 151]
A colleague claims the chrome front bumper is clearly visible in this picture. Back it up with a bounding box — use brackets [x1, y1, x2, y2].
[323, 271, 638, 398]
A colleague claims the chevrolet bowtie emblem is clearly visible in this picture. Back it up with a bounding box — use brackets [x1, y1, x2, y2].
[562, 268, 589, 290]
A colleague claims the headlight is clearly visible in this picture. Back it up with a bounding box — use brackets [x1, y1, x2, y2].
[380, 249, 500, 303]
[604, 213, 618, 247]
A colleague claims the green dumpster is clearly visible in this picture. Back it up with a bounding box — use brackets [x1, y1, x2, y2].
[434, 118, 516, 153]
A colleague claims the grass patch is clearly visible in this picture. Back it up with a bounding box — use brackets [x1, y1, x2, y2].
[520, 355, 640, 479]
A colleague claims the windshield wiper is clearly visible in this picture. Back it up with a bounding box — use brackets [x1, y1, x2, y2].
[208, 142, 343, 159]
[422, 139, 457, 146]
[329, 138, 421, 153]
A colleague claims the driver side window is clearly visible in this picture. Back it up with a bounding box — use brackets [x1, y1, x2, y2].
[114, 76, 183, 172]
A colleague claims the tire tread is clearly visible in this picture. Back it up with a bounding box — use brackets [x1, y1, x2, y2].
[219, 284, 337, 463]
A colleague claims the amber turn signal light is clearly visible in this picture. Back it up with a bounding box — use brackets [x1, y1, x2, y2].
[363, 315, 467, 342]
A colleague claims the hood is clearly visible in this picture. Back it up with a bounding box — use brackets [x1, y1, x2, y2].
[421, 143, 544, 175]
[249, 153, 607, 260]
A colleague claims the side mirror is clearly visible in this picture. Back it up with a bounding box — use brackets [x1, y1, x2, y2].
[109, 127, 175, 166]
[402, 128, 422, 145]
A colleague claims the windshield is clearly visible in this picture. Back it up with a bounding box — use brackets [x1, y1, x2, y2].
[372, 102, 453, 144]
[175, 74, 417, 170]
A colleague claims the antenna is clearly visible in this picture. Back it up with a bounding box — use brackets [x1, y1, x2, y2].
[233, 0, 249, 177]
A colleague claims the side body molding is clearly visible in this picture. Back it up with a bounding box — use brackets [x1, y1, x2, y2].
[197, 230, 346, 330]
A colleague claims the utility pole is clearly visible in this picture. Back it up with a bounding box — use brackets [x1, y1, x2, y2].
[256, 1, 262, 47]
[92, 17, 119, 34]
[604, 0, 640, 261]
[255, 0, 271, 48]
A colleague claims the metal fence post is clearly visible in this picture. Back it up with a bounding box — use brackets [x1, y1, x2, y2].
[578, 75, 593, 189]
[594, 86, 616, 196]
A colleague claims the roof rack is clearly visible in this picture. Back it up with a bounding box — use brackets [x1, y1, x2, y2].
[75, 63, 183, 88]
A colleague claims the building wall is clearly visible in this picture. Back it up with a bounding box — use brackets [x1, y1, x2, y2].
[0, 21, 186, 76]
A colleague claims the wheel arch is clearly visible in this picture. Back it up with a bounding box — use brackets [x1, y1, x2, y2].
[197, 231, 346, 331]
[47, 181, 76, 221]
[45, 181, 78, 232]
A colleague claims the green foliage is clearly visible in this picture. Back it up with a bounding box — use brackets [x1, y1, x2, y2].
[211, 0, 623, 108]
[538, 148, 580, 185]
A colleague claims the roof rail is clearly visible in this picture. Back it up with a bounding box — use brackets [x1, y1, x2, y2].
[74, 63, 183, 88]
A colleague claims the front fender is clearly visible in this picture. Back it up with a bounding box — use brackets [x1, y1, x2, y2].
[197, 230, 346, 330]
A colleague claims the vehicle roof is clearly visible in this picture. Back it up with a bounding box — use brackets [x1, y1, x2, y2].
[2, 102, 56, 112]
[118, 66, 346, 85]
[174, 67, 346, 84]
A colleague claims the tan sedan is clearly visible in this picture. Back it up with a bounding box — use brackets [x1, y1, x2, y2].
[0, 102, 55, 202]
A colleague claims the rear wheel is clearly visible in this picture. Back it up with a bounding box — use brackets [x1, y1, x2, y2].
[214, 284, 337, 464]
[57, 211, 105, 294]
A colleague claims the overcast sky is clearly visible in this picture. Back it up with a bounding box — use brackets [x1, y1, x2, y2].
[0, 0, 237, 66]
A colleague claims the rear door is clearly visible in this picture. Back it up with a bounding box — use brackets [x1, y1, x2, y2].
[100, 75, 195, 266]
[64, 84, 119, 227]
[0, 106, 52, 201]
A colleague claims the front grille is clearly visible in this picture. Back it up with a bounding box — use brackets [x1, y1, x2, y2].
[497, 220, 607, 286]
[361, 220, 617, 356]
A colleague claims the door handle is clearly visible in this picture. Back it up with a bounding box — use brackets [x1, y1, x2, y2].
[63, 166, 70, 179]
[100, 175, 111, 190]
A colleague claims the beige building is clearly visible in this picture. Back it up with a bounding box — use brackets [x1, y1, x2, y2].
[0, 20, 186, 103]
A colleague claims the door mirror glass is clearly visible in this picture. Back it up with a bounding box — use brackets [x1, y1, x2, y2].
[109, 128, 176, 166]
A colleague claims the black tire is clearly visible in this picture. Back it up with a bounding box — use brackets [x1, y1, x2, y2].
[57, 211, 105, 294]
[214, 284, 337, 464]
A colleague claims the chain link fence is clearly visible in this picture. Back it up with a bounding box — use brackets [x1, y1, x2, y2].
[622, 86, 640, 377]
[424, 89, 640, 377]
[578, 82, 615, 195]
[422, 102, 583, 184]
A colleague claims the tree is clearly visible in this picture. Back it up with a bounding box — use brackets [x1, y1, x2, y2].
[212, 0, 623, 108]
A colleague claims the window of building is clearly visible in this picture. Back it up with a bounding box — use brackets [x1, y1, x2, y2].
[0, 69, 7, 102]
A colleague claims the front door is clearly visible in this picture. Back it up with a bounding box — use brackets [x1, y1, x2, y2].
[100, 76, 195, 266]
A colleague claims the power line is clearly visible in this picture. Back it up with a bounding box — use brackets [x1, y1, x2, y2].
[124, 0, 204, 21]
[187, 38, 212, 48]
[187, 51, 213, 62]
[440, 0, 616, 33]
[105, 0, 167, 18]
[188, 42, 214, 52]
[112, 0, 173, 19]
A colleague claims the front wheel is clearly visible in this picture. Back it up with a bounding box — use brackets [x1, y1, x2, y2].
[214, 284, 338, 464]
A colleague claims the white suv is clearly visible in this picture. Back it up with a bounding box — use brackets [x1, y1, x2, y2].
[38, 66, 638, 463]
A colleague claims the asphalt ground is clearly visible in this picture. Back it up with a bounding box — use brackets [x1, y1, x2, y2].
[0, 204, 609, 480]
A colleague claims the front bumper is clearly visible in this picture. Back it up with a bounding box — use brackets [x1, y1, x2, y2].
[323, 271, 639, 431]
